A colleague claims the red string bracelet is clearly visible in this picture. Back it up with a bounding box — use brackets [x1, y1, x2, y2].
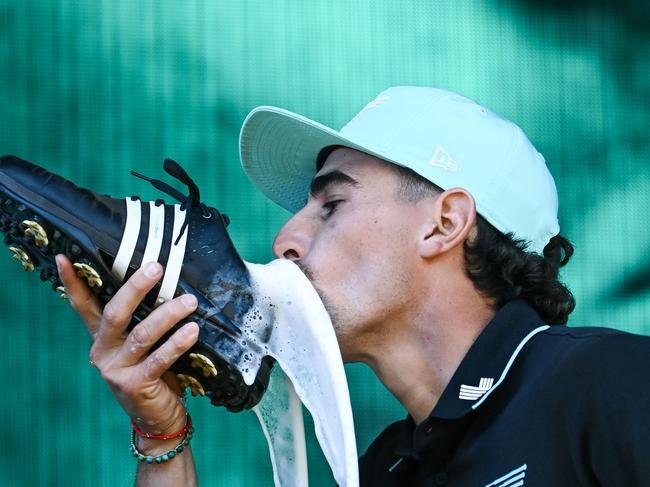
[131, 413, 192, 441]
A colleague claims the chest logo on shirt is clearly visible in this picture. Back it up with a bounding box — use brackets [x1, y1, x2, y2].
[485, 463, 527, 487]
[459, 377, 494, 400]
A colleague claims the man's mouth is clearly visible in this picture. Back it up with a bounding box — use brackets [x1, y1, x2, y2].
[293, 259, 315, 282]
[291, 260, 342, 333]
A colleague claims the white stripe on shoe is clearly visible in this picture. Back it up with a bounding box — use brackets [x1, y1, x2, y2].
[141, 201, 165, 267]
[112, 197, 142, 281]
[156, 204, 188, 305]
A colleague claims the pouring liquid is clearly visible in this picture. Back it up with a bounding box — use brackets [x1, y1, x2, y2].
[235, 260, 359, 487]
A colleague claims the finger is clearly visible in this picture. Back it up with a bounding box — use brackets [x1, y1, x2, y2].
[56, 254, 103, 336]
[139, 322, 199, 380]
[118, 293, 198, 366]
[96, 261, 163, 345]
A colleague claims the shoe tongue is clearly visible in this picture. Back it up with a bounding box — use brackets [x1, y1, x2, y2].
[245, 260, 358, 487]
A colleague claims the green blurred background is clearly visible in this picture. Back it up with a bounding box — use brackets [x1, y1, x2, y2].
[0, 0, 648, 485]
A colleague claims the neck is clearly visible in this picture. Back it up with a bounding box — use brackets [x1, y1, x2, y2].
[359, 287, 495, 424]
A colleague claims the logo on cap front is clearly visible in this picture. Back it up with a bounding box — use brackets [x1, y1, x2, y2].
[429, 146, 458, 172]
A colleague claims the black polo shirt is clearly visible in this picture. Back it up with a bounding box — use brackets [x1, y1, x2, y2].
[359, 300, 650, 486]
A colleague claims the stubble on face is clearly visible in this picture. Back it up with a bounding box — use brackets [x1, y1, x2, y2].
[293, 258, 365, 362]
[293, 259, 344, 332]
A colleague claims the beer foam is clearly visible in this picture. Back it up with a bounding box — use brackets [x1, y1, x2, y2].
[241, 259, 358, 487]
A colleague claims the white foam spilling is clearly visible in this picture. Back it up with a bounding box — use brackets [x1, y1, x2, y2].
[253, 368, 308, 486]
[244, 259, 358, 487]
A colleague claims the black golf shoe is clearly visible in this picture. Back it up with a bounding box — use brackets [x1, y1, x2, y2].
[0, 155, 273, 412]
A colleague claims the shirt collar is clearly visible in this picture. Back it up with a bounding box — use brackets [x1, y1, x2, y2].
[395, 300, 548, 468]
[429, 299, 549, 420]
[391, 300, 552, 463]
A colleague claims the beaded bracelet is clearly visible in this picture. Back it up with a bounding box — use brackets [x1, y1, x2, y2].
[130, 425, 195, 464]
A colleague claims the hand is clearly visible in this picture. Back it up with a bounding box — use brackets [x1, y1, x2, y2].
[56, 254, 199, 435]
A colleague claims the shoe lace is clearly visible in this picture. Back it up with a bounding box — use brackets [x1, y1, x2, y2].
[131, 159, 210, 245]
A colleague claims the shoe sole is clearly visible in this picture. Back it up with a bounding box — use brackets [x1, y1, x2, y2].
[0, 185, 271, 412]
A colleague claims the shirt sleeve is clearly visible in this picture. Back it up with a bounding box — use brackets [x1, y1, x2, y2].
[566, 332, 650, 486]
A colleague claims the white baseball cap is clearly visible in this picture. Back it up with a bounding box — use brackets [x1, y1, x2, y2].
[240, 86, 559, 254]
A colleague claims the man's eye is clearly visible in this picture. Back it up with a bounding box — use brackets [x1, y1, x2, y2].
[321, 200, 343, 218]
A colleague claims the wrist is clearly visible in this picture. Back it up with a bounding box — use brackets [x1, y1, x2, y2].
[137, 435, 193, 457]
[131, 400, 187, 438]
[131, 423, 195, 461]
[132, 409, 193, 457]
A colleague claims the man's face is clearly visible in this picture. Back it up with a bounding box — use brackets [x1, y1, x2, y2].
[272, 148, 428, 361]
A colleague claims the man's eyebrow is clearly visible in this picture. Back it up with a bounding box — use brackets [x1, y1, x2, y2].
[309, 170, 360, 198]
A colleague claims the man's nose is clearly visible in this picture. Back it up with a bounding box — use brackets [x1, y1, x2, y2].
[272, 214, 311, 260]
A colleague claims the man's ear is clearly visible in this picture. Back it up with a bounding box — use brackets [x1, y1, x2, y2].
[417, 188, 477, 258]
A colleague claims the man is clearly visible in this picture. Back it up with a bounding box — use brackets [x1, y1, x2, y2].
[57, 87, 650, 485]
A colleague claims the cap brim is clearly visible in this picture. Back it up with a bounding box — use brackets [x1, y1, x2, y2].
[239, 107, 387, 213]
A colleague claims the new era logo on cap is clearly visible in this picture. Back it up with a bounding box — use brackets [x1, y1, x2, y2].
[429, 146, 458, 172]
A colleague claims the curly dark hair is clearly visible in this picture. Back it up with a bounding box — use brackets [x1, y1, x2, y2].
[464, 217, 575, 324]
[393, 164, 575, 324]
